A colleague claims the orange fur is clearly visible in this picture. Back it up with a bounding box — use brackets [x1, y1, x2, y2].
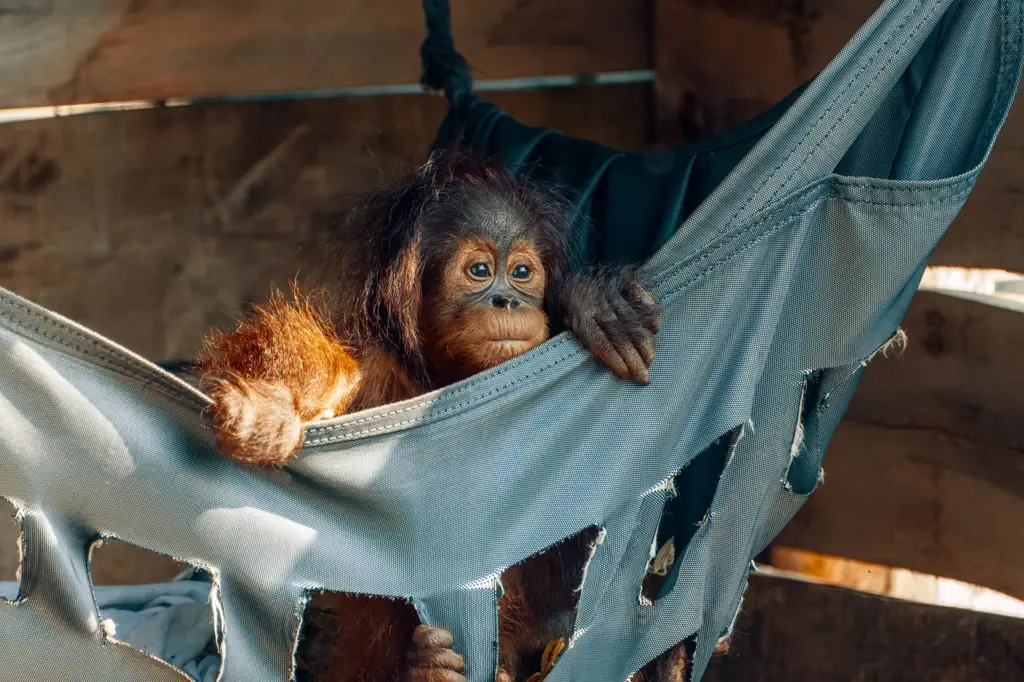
[420, 240, 548, 385]
[301, 593, 420, 682]
[196, 287, 362, 466]
[422, 304, 549, 384]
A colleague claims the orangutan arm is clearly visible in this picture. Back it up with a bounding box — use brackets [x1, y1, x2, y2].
[557, 265, 661, 385]
[196, 289, 361, 466]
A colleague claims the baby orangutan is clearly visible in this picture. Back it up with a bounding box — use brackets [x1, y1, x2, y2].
[197, 151, 676, 682]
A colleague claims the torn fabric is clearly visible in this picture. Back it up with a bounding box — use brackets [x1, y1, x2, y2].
[0, 1, 1021, 680]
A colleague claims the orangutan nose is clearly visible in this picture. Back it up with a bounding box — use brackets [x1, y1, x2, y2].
[490, 294, 522, 309]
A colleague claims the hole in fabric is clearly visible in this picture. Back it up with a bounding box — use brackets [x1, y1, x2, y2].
[628, 636, 698, 682]
[88, 538, 222, 682]
[90, 538, 192, 586]
[643, 429, 736, 602]
[297, 592, 422, 681]
[297, 530, 604, 682]
[496, 527, 603, 681]
[0, 499, 20, 600]
[785, 370, 827, 496]
[783, 370, 820, 494]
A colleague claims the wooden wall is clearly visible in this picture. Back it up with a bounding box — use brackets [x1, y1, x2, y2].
[0, 0, 650, 108]
[703, 572, 1024, 682]
[1, 0, 1023, 678]
[655, 0, 879, 144]
[0, 86, 651, 362]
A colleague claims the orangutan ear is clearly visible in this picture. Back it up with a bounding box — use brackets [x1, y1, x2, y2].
[380, 224, 424, 355]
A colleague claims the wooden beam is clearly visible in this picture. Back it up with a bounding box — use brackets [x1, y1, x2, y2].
[777, 418, 1024, 601]
[703, 572, 1024, 681]
[89, 539, 190, 587]
[0, 85, 652, 363]
[775, 291, 1024, 600]
[848, 292, 1024, 456]
[0, 0, 651, 109]
[765, 546, 1024, 617]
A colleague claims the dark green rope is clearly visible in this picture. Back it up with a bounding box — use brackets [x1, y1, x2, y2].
[420, 0, 473, 104]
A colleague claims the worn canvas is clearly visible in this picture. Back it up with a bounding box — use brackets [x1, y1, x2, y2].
[0, 0, 1021, 680]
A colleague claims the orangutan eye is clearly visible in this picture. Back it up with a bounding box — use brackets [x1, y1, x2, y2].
[468, 263, 492, 279]
[510, 264, 531, 280]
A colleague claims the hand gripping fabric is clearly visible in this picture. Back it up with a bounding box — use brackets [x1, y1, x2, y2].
[0, 1, 1021, 680]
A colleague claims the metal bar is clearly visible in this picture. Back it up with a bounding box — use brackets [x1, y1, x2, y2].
[0, 70, 657, 124]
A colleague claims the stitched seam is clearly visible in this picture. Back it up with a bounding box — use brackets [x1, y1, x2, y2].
[672, 0, 1019, 288]
[726, 0, 930, 228]
[0, 293, 170, 383]
[649, 174, 974, 288]
[305, 350, 577, 444]
[0, 293, 204, 408]
[305, 337, 576, 435]
[758, 1, 942, 216]
[310, 188, 973, 443]
[981, 0, 1023, 151]
[0, 313, 201, 407]
[829, 177, 975, 192]
[648, 182, 831, 288]
[728, 0, 928, 223]
[0, 312, 203, 408]
[975, 0, 1009, 151]
[980, 0, 1014, 148]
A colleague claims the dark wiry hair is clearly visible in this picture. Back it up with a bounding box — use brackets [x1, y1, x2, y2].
[310, 149, 575, 385]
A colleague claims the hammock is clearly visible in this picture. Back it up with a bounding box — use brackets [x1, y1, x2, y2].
[0, 1, 1020, 680]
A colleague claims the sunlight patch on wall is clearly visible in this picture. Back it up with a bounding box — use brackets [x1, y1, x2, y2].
[760, 546, 1024, 619]
[920, 266, 1024, 313]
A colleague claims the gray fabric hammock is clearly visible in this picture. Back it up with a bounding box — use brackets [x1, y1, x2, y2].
[1, 0, 1021, 680]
